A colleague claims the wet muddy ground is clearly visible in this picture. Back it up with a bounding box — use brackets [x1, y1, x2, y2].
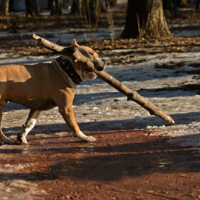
[1, 128, 200, 200]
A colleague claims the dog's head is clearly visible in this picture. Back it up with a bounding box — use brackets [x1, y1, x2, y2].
[71, 39, 106, 80]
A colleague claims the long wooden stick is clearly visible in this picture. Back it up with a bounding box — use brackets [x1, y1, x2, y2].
[33, 34, 175, 124]
[33, 34, 65, 52]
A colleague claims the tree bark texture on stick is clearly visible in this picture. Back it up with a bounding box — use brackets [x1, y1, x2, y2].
[121, 0, 172, 39]
[33, 34, 175, 124]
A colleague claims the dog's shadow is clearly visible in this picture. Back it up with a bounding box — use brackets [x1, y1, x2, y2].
[2, 111, 200, 136]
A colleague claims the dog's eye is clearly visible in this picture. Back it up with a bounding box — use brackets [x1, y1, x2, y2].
[89, 52, 94, 55]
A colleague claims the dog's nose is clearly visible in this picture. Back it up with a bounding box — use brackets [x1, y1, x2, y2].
[102, 59, 106, 65]
[93, 58, 106, 71]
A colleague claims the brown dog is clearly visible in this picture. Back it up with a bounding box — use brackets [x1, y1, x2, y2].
[0, 39, 106, 144]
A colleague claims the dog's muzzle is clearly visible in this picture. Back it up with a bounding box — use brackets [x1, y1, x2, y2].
[92, 58, 106, 71]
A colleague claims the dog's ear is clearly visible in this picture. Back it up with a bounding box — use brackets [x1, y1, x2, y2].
[71, 39, 79, 47]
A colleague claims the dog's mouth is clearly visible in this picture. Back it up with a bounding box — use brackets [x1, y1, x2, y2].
[85, 69, 96, 75]
[85, 58, 106, 77]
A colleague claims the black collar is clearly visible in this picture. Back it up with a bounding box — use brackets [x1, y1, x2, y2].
[56, 56, 82, 85]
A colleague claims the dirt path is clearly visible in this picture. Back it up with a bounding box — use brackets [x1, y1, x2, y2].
[1, 128, 200, 200]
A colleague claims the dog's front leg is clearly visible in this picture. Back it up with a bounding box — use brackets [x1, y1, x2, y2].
[17, 109, 41, 144]
[59, 106, 96, 142]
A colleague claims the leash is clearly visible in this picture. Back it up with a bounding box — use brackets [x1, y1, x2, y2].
[56, 56, 82, 85]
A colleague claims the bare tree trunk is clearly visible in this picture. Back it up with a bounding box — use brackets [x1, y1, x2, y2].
[173, 0, 178, 18]
[50, 0, 63, 15]
[71, 0, 106, 14]
[26, 0, 40, 17]
[106, 0, 117, 6]
[1, 0, 10, 16]
[163, 0, 172, 10]
[163, 0, 178, 17]
[71, 0, 79, 14]
[99, 0, 107, 12]
[81, 0, 100, 26]
[177, 0, 187, 7]
[33, 34, 175, 124]
[196, 0, 200, 9]
[121, 0, 172, 39]
[71, 0, 100, 26]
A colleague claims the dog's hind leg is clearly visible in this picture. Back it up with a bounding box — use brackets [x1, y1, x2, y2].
[0, 104, 17, 144]
[17, 109, 41, 144]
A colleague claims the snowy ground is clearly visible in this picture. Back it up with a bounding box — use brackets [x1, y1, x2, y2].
[1, 45, 200, 148]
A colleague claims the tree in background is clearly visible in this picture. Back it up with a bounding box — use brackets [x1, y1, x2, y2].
[71, 0, 100, 26]
[121, 0, 172, 39]
[177, 0, 187, 7]
[1, 0, 10, 16]
[83, 0, 100, 25]
[196, 0, 200, 10]
[163, 0, 190, 17]
[49, 0, 63, 15]
[163, 0, 178, 18]
[71, 0, 81, 14]
[25, 0, 40, 17]
[106, 0, 117, 6]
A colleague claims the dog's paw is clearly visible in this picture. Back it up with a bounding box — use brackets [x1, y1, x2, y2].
[74, 131, 96, 142]
[17, 134, 28, 144]
[83, 136, 96, 142]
